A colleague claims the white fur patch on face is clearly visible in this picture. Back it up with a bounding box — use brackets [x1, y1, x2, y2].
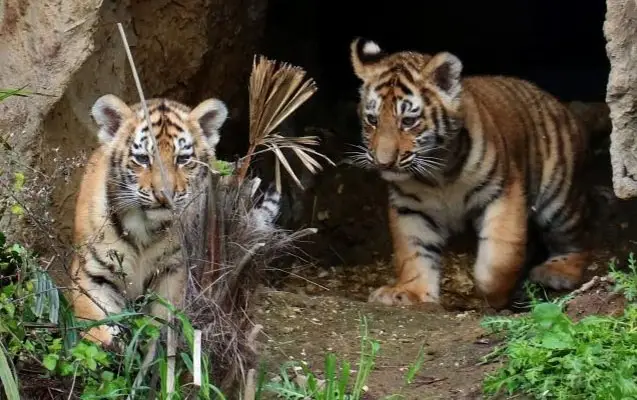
[173, 132, 195, 159]
[132, 127, 153, 159]
[362, 41, 381, 55]
[381, 170, 412, 182]
[363, 90, 382, 114]
[396, 95, 423, 117]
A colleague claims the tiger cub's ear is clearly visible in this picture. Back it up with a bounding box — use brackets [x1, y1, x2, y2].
[350, 37, 386, 81]
[91, 94, 133, 144]
[189, 98, 228, 148]
[423, 52, 463, 104]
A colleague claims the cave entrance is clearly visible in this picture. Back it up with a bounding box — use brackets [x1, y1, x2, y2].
[257, 0, 618, 279]
[261, 0, 609, 142]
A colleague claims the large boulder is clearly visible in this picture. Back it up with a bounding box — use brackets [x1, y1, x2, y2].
[605, 0, 637, 199]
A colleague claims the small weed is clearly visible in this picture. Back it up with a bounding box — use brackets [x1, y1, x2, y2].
[609, 252, 637, 301]
[263, 315, 426, 400]
[212, 159, 235, 176]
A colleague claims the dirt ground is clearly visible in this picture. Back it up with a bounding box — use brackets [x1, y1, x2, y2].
[255, 289, 495, 399]
[250, 128, 637, 399]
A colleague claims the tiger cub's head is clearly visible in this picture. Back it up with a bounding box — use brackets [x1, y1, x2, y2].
[350, 38, 465, 182]
[91, 95, 228, 219]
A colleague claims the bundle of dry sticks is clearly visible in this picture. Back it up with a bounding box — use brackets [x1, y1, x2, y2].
[175, 55, 333, 395]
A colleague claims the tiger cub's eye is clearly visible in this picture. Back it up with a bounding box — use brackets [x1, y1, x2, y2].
[401, 117, 418, 129]
[134, 154, 150, 165]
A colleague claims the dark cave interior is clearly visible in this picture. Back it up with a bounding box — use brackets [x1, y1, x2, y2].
[262, 0, 609, 114]
[250, 0, 612, 268]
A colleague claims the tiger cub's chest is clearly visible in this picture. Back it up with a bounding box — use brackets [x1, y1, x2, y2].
[388, 179, 477, 234]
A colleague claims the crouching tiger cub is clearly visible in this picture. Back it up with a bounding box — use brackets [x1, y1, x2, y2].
[69, 95, 280, 346]
[350, 38, 601, 309]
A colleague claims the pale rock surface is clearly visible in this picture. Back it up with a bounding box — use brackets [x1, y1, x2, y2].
[0, 0, 267, 253]
[605, 0, 637, 199]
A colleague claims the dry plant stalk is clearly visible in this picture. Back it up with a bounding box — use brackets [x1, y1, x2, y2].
[236, 55, 334, 191]
[116, 23, 173, 207]
[116, 22, 178, 398]
[175, 56, 331, 394]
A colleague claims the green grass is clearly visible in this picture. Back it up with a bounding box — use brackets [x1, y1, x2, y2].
[0, 231, 426, 399]
[263, 315, 426, 400]
[481, 258, 637, 400]
[0, 232, 226, 399]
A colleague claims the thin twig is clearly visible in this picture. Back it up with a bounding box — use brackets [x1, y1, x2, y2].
[116, 23, 173, 207]
[243, 368, 257, 400]
[166, 316, 176, 394]
[67, 364, 79, 400]
[193, 329, 202, 387]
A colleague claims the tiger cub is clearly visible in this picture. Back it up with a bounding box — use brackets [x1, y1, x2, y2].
[69, 95, 280, 346]
[349, 38, 597, 309]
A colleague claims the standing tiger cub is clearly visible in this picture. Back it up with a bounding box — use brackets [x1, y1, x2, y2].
[69, 95, 229, 346]
[350, 38, 597, 309]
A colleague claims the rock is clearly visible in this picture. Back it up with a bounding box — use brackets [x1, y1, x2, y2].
[604, 0, 637, 199]
[0, 0, 267, 255]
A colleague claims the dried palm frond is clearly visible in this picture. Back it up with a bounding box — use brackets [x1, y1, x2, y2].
[179, 174, 316, 395]
[178, 56, 328, 397]
[236, 55, 335, 191]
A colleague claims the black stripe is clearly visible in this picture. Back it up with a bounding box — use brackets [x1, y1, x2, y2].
[463, 157, 499, 207]
[86, 272, 122, 296]
[420, 90, 432, 106]
[430, 106, 441, 133]
[536, 106, 568, 213]
[508, 80, 543, 199]
[88, 246, 117, 275]
[143, 264, 179, 291]
[409, 236, 442, 257]
[374, 79, 394, 92]
[389, 183, 420, 202]
[394, 206, 439, 231]
[164, 117, 185, 132]
[395, 80, 413, 96]
[105, 179, 138, 251]
[443, 127, 471, 180]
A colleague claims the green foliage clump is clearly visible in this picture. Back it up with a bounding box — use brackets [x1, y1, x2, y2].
[0, 232, 225, 399]
[481, 263, 637, 400]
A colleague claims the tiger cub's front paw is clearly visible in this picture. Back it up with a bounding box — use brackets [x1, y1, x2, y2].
[82, 324, 121, 349]
[368, 284, 438, 306]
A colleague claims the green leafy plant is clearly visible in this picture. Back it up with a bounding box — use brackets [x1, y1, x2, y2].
[212, 159, 235, 177]
[0, 232, 233, 399]
[481, 259, 637, 400]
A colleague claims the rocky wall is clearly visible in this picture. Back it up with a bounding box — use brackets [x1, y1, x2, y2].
[0, 0, 267, 261]
[605, 0, 637, 199]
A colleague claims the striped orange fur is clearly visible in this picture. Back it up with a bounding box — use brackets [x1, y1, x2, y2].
[69, 95, 229, 346]
[349, 38, 596, 309]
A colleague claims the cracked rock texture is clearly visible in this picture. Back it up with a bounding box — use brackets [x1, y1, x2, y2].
[605, 0, 637, 199]
[0, 0, 267, 249]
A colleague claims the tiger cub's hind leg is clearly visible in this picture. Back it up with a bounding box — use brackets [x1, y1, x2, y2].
[529, 194, 590, 291]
